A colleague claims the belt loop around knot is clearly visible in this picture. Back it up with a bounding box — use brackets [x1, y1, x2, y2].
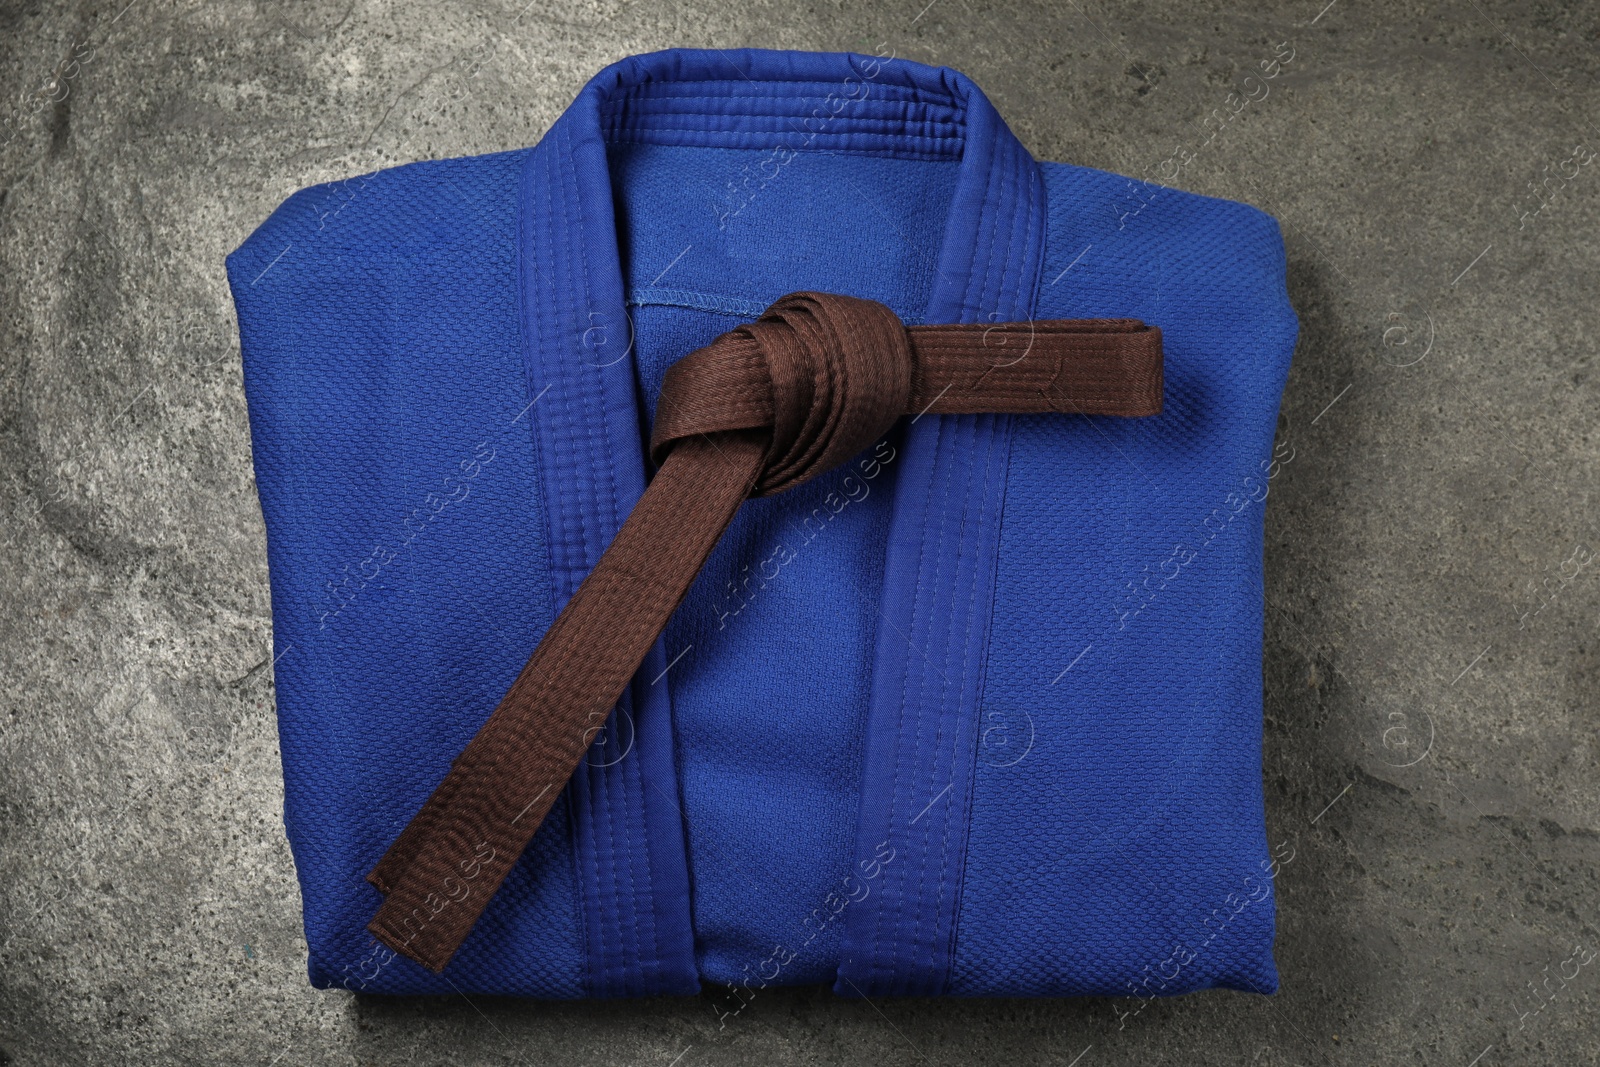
[651, 291, 913, 498]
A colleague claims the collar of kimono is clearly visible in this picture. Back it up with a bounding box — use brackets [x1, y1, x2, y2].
[356, 49, 1164, 973]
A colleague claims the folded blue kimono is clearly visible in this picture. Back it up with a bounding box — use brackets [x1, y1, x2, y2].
[226, 47, 1297, 999]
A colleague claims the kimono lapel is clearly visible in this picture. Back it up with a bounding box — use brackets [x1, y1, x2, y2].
[837, 69, 1046, 997]
[518, 49, 1044, 997]
[515, 64, 699, 998]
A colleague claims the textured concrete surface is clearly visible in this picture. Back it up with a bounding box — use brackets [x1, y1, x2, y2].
[3, 0, 1599, 1063]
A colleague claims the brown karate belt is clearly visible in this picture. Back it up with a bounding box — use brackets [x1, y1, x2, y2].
[366, 291, 1163, 972]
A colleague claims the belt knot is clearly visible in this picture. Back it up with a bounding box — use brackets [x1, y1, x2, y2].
[651, 292, 913, 496]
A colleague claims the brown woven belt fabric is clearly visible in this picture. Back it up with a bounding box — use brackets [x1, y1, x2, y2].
[365, 291, 1163, 972]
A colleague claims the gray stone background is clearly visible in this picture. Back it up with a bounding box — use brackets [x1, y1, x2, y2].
[2, 0, 1597, 1063]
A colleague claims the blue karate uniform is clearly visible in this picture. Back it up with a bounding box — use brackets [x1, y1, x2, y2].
[226, 47, 1296, 998]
